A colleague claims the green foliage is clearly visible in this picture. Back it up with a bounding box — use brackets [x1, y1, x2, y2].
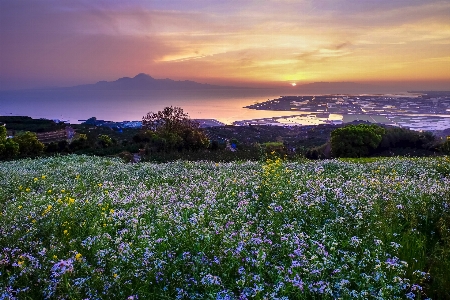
[0, 126, 20, 159]
[118, 151, 134, 163]
[12, 131, 44, 157]
[69, 133, 89, 151]
[142, 106, 209, 152]
[378, 127, 436, 152]
[331, 124, 385, 158]
[305, 143, 328, 160]
[0, 116, 65, 133]
[44, 142, 59, 153]
[442, 137, 450, 154]
[208, 140, 221, 151]
[97, 134, 113, 148]
[261, 142, 286, 155]
[0, 125, 6, 142]
[1, 156, 449, 298]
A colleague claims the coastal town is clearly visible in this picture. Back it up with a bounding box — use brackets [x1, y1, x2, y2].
[239, 91, 450, 131]
[70, 91, 450, 135]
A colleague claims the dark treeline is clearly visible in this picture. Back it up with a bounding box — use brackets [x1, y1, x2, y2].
[1, 110, 450, 162]
[306, 123, 448, 159]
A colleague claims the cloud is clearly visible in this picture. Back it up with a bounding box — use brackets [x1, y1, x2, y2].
[0, 1, 185, 85]
[0, 0, 449, 88]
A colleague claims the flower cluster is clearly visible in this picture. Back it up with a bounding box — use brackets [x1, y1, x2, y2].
[1, 155, 449, 299]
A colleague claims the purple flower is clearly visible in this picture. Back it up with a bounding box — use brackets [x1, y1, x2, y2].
[51, 259, 74, 277]
[291, 274, 303, 290]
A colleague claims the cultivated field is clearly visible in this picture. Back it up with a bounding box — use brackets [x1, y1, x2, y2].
[1, 155, 449, 299]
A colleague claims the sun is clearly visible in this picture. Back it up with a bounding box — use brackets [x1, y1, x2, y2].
[291, 83, 297, 86]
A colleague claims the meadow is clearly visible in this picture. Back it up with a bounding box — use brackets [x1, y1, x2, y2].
[1, 155, 449, 299]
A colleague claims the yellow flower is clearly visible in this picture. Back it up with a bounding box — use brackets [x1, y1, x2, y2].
[19, 186, 23, 190]
[113, 273, 118, 278]
[42, 204, 53, 216]
[75, 253, 82, 262]
[17, 260, 24, 267]
[47, 189, 52, 194]
[26, 188, 30, 192]
[61, 189, 65, 193]
[53, 255, 57, 260]
[64, 230, 68, 235]
[41, 175, 46, 179]
[98, 183, 102, 187]
[32, 219, 36, 223]
[34, 177, 38, 182]
[110, 209, 115, 214]
[68, 198, 75, 205]
[18, 205, 23, 209]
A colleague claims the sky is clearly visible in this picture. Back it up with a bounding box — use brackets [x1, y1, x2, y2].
[1, 0, 450, 90]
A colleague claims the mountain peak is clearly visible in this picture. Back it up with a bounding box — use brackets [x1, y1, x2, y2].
[133, 73, 153, 80]
[67, 74, 239, 90]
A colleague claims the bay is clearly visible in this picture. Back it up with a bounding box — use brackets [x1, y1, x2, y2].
[0, 88, 307, 124]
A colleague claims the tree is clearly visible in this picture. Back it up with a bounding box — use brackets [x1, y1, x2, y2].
[0, 125, 6, 143]
[13, 131, 44, 157]
[98, 134, 113, 148]
[0, 125, 6, 142]
[0, 125, 19, 159]
[378, 127, 436, 153]
[69, 133, 89, 151]
[442, 136, 450, 154]
[331, 124, 385, 158]
[142, 106, 209, 151]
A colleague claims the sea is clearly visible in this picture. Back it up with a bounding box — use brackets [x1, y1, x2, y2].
[0, 88, 317, 125]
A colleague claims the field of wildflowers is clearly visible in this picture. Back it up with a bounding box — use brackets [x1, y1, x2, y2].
[1, 155, 449, 299]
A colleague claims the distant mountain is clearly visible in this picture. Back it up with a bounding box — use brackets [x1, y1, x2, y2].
[65, 73, 239, 91]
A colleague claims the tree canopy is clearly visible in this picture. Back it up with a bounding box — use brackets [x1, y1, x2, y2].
[331, 124, 385, 158]
[0, 125, 20, 159]
[13, 131, 45, 157]
[142, 106, 209, 151]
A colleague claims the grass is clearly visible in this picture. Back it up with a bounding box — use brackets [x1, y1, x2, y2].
[1, 155, 449, 299]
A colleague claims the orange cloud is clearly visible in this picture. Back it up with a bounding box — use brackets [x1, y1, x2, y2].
[1, 0, 449, 89]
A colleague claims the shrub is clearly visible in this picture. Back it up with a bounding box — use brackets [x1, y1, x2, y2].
[331, 124, 385, 158]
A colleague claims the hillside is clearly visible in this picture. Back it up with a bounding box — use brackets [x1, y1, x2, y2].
[1, 155, 449, 299]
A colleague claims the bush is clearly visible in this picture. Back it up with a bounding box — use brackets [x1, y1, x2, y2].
[442, 137, 450, 154]
[262, 141, 286, 156]
[98, 134, 113, 148]
[0, 126, 19, 159]
[331, 124, 385, 158]
[13, 131, 44, 157]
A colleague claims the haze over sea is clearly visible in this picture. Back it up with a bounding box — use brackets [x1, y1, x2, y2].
[0, 84, 417, 126]
[0, 88, 294, 124]
[0, 88, 339, 125]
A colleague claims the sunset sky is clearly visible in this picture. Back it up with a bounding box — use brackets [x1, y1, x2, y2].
[1, 0, 450, 90]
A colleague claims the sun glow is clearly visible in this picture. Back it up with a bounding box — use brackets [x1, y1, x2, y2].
[291, 83, 297, 86]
